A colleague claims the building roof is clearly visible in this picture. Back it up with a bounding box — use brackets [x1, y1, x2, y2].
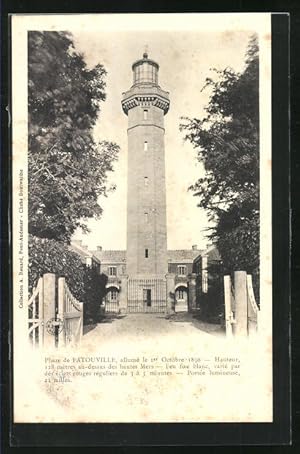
[207, 247, 221, 262]
[193, 245, 221, 263]
[70, 240, 90, 257]
[132, 52, 159, 70]
[70, 240, 101, 264]
[71, 243, 204, 265]
[91, 249, 203, 263]
[92, 250, 126, 263]
[167, 249, 202, 263]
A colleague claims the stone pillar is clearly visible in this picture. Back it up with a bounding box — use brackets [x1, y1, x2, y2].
[234, 271, 248, 336]
[201, 254, 208, 293]
[188, 273, 197, 312]
[85, 256, 92, 267]
[43, 273, 56, 349]
[57, 276, 66, 347]
[166, 273, 175, 314]
[119, 275, 128, 314]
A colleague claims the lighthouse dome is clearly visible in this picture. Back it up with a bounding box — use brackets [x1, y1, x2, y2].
[132, 52, 159, 86]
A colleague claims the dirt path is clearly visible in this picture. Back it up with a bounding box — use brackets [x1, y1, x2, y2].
[82, 312, 224, 350]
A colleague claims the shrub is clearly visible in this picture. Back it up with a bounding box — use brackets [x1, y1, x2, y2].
[28, 234, 85, 299]
[28, 234, 107, 323]
[82, 267, 108, 323]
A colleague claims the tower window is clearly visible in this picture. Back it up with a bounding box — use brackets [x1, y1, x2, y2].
[144, 177, 149, 187]
[144, 141, 148, 151]
[143, 110, 148, 120]
[145, 248, 149, 258]
[144, 212, 149, 222]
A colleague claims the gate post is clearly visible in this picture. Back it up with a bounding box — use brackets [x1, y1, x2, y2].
[201, 254, 208, 294]
[58, 277, 66, 347]
[234, 271, 248, 336]
[119, 275, 128, 314]
[224, 275, 233, 337]
[38, 276, 45, 347]
[43, 273, 56, 349]
[166, 274, 175, 314]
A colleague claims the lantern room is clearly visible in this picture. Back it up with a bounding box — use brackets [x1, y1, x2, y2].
[132, 52, 159, 86]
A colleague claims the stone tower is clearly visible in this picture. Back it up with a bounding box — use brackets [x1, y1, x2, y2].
[122, 52, 170, 278]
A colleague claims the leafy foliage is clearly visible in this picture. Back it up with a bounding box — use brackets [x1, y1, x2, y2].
[83, 267, 108, 323]
[28, 31, 119, 242]
[201, 261, 225, 323]
[180, 36, 259, 295]
[28, 234, 85, 299]
[29, 235, 108, 324]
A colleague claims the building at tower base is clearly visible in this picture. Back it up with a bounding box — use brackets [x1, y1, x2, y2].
[71, 239, 218, 315]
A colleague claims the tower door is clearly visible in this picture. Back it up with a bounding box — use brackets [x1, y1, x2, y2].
[143, 289, 151, 307]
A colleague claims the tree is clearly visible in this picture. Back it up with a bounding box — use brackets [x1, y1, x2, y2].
[28, 234, 86, 298]
[28, 234, 108, 324]
[83, 267, 108, 323]
[180, 36, 259, 295]
[28, 31, 119, 242]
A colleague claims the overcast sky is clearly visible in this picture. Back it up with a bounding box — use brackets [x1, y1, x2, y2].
[71, 26, 254, 251]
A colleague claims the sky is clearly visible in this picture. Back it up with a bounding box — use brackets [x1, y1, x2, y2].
[71, 26, 254, 251]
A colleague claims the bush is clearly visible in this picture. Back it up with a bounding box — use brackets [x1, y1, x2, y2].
[201, 261, 225, 324]
[29, 234, 85, 299]
[28, 235, 107, 323]
[83, 267, 108, 323]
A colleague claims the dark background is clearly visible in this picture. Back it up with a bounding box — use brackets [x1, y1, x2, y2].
[1, 0, 296, 451]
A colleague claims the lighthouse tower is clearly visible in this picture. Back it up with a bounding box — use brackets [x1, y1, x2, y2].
[122, 52, 170, 311]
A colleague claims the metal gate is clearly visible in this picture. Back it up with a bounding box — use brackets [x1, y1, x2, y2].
[127, 278, 166, 313]
[28, 276, 44, 347]
[28, 273, 83, 349]
[105, 301, 120, 313]
[58, 277, 83, 346]
[105, 287, 120, 313]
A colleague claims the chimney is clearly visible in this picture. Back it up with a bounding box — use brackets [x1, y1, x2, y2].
[97, 246, 103, 251]
[192, 244, 198, 250]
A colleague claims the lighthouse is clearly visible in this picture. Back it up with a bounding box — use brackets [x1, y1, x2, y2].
[121, 51, 170, 311]
[81, 51, 201, 313]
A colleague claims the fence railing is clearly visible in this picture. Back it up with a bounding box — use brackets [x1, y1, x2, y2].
[28, 277, 44, 348]
[58, 277, 83, 347]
